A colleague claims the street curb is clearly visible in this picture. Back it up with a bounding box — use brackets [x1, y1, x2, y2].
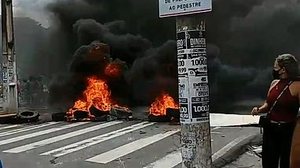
[212, 133, 261, 168]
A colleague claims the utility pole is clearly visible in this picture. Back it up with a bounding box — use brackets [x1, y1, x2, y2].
[177, 16, 212, 168]
[158, 0, 212, 167]
[1, 0, 19, 114]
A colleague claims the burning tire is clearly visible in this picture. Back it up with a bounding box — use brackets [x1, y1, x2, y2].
[18, 111, 40, 122]
[110, 107, 133, 120]
[148, 93, 179, 122]
[166, 108, 180, 119]
[52, 112, 66, 121]
[90, 106, 109, 116]
[148, 114, 171, 122]
[89, 106, 109, 121]
[73, 111, 89, 120]
[0, 113, 17, 124]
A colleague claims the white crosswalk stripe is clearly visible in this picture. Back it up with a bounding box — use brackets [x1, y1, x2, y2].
[3, 121, 123, 153]
[0, 125, 20, 130]
[0, 122, 58, 137]
[0, 122, 87, 146]
[143, 150, 182, 168]
[86, 129, 180, 164]
[40, 121, 155, 157]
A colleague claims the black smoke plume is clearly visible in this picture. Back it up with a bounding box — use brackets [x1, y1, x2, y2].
[36, 0, 300, 112]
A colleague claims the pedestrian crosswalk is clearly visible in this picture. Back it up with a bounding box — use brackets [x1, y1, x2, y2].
[0, 122, 58, 137]
[40, 122, 155, 157]
[86, 129, 180, 164]
[0, 114, 261, 168]
[0, 121, 183, 168]
[3, 121, 123, 153]
[0, 122, 87, 146]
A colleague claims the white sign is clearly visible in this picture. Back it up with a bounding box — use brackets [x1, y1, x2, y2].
[159, 0, 212, 18]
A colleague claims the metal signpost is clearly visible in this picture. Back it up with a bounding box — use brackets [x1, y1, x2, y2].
[159, 0, 212, 167]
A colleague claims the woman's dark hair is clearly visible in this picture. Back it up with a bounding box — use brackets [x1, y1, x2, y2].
[276, 54, 299, 79]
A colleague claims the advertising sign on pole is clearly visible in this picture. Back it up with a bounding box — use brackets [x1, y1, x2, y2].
[177, 24, 209, 124]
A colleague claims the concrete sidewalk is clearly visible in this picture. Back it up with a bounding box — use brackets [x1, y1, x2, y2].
[209, 113, 262, 167]
[172, 126, 261, 168]
[224, 149, 262, 168]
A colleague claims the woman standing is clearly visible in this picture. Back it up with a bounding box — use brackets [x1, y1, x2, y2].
[251, 54, 300, 168]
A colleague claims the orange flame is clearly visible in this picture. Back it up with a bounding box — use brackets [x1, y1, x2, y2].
[104, 63, 122, 78]
[149, 93, 179, 116]
[67, 76, 112, 120]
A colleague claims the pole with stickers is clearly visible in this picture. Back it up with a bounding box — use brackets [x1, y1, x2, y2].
[176, 15, 212, 168]
[159, 0, 213, 167]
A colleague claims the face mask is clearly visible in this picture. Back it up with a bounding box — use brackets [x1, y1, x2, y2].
[272, 69, 281, 79]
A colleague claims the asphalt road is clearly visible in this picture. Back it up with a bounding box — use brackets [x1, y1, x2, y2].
[0, 120, 260, 168]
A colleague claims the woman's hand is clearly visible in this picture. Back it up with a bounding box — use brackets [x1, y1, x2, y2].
[251, 107, 260, 116]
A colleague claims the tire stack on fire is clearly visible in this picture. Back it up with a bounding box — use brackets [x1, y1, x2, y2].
[51, 43, 178, 123]
[148, 93, 180, 123]
[52, 43, 133, 122]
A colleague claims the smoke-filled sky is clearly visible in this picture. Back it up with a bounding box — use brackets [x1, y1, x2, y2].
[2, 0, 300, 112]
[0, 0, 51, 27]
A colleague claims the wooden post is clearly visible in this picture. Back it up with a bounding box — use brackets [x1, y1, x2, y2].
[176, 15, 212, 168]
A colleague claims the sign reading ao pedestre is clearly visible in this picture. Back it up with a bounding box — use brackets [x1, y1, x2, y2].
[159, 0, 212, 18]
